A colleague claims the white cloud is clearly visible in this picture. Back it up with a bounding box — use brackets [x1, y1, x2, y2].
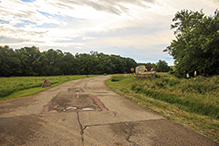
[0, 0, 218, 65]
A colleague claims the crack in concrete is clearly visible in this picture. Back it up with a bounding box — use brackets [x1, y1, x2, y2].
[111, 111, 117, 117]
[77, 112, 84, 146]
[125, 124, 139, 146]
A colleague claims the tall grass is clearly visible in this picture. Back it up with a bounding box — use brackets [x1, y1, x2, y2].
[113, 73, 219, 119]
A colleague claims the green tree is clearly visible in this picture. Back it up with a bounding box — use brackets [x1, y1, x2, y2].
[75, 53, 91, 75]
[110, 55, 126, 74]
[0, 45, 21, 76]
[164, 9, 219, 77]
[124, 58, 137, 73]
[15, 46, 41, 76]
[145, 62, 156, 69]
[44, 49, 63, 75]
[103, 56, 115, 74]
[60, 52, 79, 75]
[156, 60, 171, 72]
[38, 54, 49, 76]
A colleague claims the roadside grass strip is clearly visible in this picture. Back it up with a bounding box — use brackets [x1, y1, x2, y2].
[105, 73, 219, 143]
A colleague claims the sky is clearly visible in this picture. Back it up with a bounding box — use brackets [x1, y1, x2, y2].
[0, 0, 218, 65]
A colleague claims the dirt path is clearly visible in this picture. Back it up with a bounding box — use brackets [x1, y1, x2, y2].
[0, 76, 218, 146]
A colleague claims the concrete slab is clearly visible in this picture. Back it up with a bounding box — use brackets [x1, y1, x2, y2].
[83, 120, 218, 146]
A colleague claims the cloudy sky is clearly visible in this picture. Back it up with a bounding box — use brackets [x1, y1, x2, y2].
[0, 0, 218, 65]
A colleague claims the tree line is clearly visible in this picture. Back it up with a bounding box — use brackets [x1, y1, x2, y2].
[137, 60, 172, 73]
[0, 45, 138, 76]
[0, 45, 172, 77]
[164, 9, 219, 77]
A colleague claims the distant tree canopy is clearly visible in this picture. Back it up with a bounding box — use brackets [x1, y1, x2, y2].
[164, 9, 219, 77]
[156, 60, 171, 72]
[137, 61, 171, 72]
[137, 62, 156, 69]
[0, 46, 138, 76]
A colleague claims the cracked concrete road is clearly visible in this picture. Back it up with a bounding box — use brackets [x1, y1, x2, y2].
[0, 76, 218, 146]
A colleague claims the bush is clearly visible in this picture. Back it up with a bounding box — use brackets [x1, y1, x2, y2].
[111, 76, 126, 82]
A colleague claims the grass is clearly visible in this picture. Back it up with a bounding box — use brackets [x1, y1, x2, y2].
[105, 73, 219, 142]
[0, 75, 98, 101]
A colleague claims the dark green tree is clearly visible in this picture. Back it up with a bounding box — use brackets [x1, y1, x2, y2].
[15, 46, 41, 76]
[110, 55, 126, 74]
[156, 60, 171, 72]
[60, 52, 79, 75]
[164, 9, 219, 77]
[124, 58, 137, 73]
[38, 54, 49, 76]
[0, 45, 21, 76]
[145, 62, 156, 69]
[44, 49, 63, 75]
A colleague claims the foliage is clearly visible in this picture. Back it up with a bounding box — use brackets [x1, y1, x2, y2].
[164, 9, 219, 77]
[0, 47, 137, 76]
[156, 60, 172, 72]
[137, 62, 156, 68]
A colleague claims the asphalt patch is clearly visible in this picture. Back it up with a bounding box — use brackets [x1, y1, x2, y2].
[41, 91, 107, 113]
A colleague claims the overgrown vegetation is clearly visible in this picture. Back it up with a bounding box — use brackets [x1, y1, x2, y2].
[106, 73, 219, 142]
[164, 9, 219, 77]
[0, 75, 97, 101]
[132, 74, 219, 119]
[111, 75, 130, 82]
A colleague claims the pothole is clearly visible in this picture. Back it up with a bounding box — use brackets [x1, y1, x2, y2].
[41, 90, 108, 114]
[66, 106, 77, 110]
[82, 108, 94, 111]
[63, 106, 95, 111]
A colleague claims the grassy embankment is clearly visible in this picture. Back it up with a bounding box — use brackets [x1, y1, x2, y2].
[0, 75, 98, 102]
[105, 73, 219, 142]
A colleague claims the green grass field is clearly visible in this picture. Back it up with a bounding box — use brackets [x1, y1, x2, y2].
[105, 73, 219, 142]
[0, 75, 97, 101]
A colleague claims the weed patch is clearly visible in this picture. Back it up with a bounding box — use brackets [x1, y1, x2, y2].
[105, 73, 219, 142]
[111, 75, 129, 82]
[130, 74, 219, 119]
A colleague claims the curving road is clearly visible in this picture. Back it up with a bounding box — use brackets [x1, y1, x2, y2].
[0, 76, 218, 146]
